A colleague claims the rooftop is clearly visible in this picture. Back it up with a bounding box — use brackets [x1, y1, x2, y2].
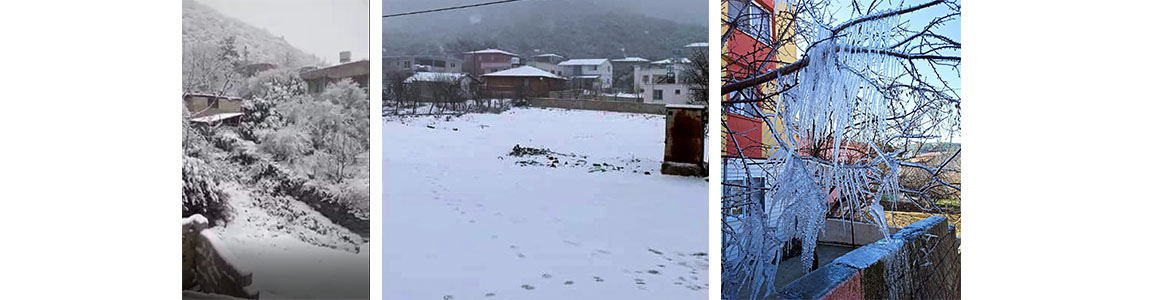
[464, 48, 518, 57]
[612, 57, 650, 62]
[300, 59, 370, 80]
[404, 72, 469, 83]
[684, 42, 709, 48]
[189, 112, 244, 124]
[481, 65, 566, 80]
[558, 59, 609, 66]
[651, 58, 692, 65]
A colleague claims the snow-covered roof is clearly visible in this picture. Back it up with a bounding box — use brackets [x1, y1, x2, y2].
[189, 112, 244, 124]
[464, 48, 518, 57]
[183, 93, 241, 100]
[404, 72, 467, 83]
[533, 53, 565, 58]
[684, 42, 709, 48]
[558, 59, 609, 66]
[666, 104, 707, 110]
[481, 65, 566, 80]
[612, 57, 650, 62]
[651, 58, 692, 65]
[571, 75, 600, 79]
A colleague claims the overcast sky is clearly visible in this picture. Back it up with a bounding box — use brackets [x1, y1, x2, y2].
[200, 0, 370, 64]
[382, 0, 707, 25]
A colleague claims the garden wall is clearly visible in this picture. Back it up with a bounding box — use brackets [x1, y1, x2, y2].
[182, 215, 259, 299]
[780, 216, 960, 299]
[528, 97, 667, 115]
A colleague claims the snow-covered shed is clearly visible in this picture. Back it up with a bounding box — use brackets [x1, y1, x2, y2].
[403, 72, 478, 101]
[480, 65, 567, 98]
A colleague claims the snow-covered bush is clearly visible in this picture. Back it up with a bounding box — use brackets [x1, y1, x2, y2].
[238, 70, 310, 141]
[258, 127, 312, 162]
[183, 156, 231, 226]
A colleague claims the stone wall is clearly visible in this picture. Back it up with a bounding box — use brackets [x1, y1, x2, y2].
[528, 97, 667, 115]
[182, 215, 259, 299]
[779, 216, 961, 299]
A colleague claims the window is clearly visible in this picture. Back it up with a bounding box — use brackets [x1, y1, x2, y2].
[590, 65, 597, 71]
[730, 1, 772, 44]
[675, 89, 681, 95]
[209, 97, 219, 109]
[653, 89, 663, 100]
[726, 87, 762, 117]
[642, 75, 649, 83]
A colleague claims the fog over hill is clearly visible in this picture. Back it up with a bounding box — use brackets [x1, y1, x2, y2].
[183, 0, 320, 67]
[382, 0, 708, 60]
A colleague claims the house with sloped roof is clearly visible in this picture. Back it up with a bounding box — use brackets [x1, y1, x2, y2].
[462, 48, 519, 77]
[480, 65, 566, 98]
[610, 57, 652, 93]
[300, 54, 370, 94]
[557, 58, 612, 90]
[526, 53, 566, 76]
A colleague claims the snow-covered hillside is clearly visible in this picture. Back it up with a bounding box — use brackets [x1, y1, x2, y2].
[183, 0, 318, 67]
[383, 108, 709, 299]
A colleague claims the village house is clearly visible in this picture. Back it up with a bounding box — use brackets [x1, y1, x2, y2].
[384, 54, 462, 73]
[480, 65, 566, 98]
[183, 93, 244, 126]
[633, 58, 692, 105]
[557, 58, 613, 90]
[527, 53, 566, 75]
[609, 57, 651, 93]
[300, 52, 370, 94]
[403, 72, 477, 101]
[462, 49, 520, 77]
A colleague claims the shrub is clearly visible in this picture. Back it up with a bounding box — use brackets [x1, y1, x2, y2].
[182, 156, 232, 225]
[258, 127, 312, 162]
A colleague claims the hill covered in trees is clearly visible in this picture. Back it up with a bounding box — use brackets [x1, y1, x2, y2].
[382, 0, 706, 59]
[183, 0, 319, 67]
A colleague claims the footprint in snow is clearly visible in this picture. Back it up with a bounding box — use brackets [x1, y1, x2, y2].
[564, 281, 574, 285]
[484, 292, 496, 297]
[443, 295, 454, 300]
[593, 276, 604, 282]
[541, 274, 552, 279]
[521, 284, 535, 290]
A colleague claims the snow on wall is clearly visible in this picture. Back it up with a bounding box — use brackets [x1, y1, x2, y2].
[779, 216, 961, 299]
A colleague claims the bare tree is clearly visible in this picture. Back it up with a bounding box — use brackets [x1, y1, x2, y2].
[682, 48, 709, 105]
[720, 1, 961, 298]
[383, 69, 417, 116]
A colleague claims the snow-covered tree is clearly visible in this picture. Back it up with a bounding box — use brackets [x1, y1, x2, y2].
[720, 1, 961, 298]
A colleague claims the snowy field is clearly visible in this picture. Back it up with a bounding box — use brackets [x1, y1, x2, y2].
[384, 108, 709, 299]
[210, 183, 370, 299]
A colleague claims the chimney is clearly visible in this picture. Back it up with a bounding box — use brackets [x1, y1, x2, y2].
[339, 51, 352, 64]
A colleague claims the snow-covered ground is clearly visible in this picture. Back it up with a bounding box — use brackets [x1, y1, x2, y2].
[210, 183, 370, 299]
[384, 108, 709, 299]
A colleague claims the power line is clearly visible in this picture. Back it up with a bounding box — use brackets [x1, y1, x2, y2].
[382, 0, 528, 18]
